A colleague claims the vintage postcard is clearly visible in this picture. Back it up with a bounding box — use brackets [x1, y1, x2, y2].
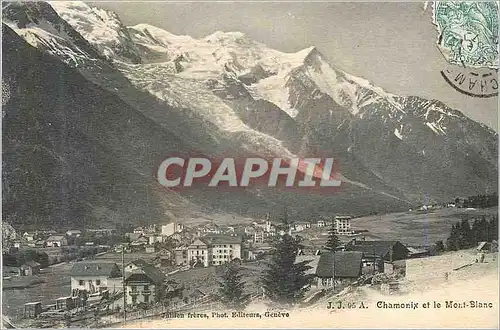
[1, 1, 498, 329]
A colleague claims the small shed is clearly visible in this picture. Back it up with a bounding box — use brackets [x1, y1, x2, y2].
[477, 241, 492, 252]
[20, 261, 41, 276]
[56, 296, 74, 310]
[24, 302, 42, 318]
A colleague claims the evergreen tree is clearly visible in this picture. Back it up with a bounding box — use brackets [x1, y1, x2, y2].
[487, 215, 499, 242]
[458, 218, 473, 249]
[446, 223, 459, 251]
[218, 262, 250, 311]
[472, 216, 489, 243]
[260, 233, 313, 306]
[434, 240, 445, 253]
[325, 222, 341, 251]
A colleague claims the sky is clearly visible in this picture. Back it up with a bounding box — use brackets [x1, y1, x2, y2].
[91, 1, 498, 130]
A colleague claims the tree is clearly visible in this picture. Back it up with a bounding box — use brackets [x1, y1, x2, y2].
[472, 216, 488, 244]
[324, 222, 341, 251]
[487, 215, 499, 242]
[458, 218, 473, 249]
[446, 223, 459, 251]
[260, 232, 313, 306]
[434, 240, 445, 253]
[218, 262, 250, 311]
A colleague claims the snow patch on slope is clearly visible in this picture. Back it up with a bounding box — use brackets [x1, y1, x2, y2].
[119, 62, 296, 158]
[4, 21, 94, 67]
[50, 1, 141, 63]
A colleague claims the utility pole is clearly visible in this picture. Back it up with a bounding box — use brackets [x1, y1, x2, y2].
[332, 249, 335, 290]
[373, 246, 376, 274]
[122, 247, 126, 324]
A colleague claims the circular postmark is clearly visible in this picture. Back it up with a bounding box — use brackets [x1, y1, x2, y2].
[433, 2, 499, 69]
[441, 67, 498, 98]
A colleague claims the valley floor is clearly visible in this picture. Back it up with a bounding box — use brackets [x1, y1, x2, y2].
[120, 250, 499, 329]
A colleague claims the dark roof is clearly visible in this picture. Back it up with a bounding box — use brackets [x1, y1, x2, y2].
[203, 234, 243, 245]
[346, 240, 407, 257]
[188, 238, 210, 247]
[22, 261, 41, 268]
[46, 235, 66, 241]
[70, 262, 121, 277]
[315, 251, 363, 278]
[126, 259, 165, 284]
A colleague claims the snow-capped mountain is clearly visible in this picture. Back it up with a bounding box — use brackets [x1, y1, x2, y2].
[2, 1, 497, 229]
[50, 1, 142, 63]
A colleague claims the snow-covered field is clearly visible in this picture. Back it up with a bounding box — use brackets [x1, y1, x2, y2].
[121, 250, 499, 329]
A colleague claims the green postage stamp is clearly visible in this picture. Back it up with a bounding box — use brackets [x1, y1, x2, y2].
[433, 1, 499, 68]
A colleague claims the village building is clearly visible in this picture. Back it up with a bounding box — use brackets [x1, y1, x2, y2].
[66, 229, 82, 237]
[147, 235, 165, 245]
[24, 302, 42, 318]
[56, 296, 75, 310]
[244, 226, 256, 235]
[315, 251, 363, 286]
[296, 251, 363, 288]
[206, 234, 243, 265]
[157, 249, 173, 265]
[125, 233, 142, 242]
[407, 246, 431, 258]
[161, 222, 184, 236]
[23, 232, 36, 241]
[334, 215, 354, 235]
[87, 228, 115, 235]
[316, 219, 327, 228]
[345, 239, 410, 272]
[170, 232, 183, 243]
[202, 223, 222, 235]
[11, 240, 22, 249]
[20, 261, 41, 276]
[218, 225, 235, 234]
[124, 259, 166, 306]
[45, 235, 68, 247]
[131, 236, 149, 247]
[187, 238, 211, 267]
[34, 239, 46, 248]
[254, 230, 265, 243]
[174, 246, 189, 266]
[69, 262, 122, 295]
[133, 227, 145, 234]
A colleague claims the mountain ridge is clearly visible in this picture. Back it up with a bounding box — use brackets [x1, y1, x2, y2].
[2, 1, 497, 230]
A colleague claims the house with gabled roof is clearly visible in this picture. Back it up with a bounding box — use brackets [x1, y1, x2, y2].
[23, 232, 36, 242]
[345, 239, 409, 271]
[295, 251, 363, 288]
[69, 262, 122, 295]
[124, 259, 165, 306]
[131, 236, 149, 247]
[46, 235, 68, 247]
[20, 261, 41, 276]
